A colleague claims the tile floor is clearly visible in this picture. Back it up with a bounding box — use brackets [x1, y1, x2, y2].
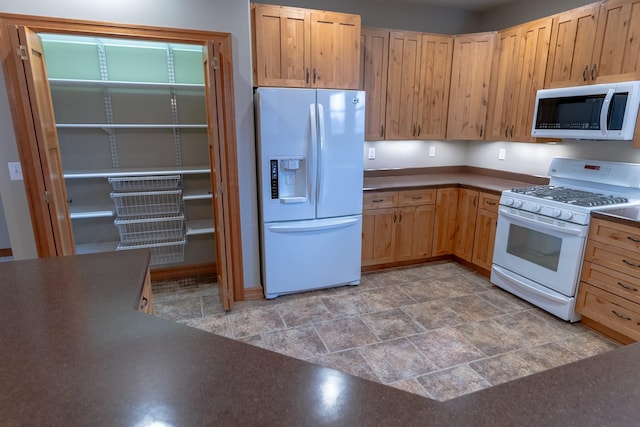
[151, 261, 620, 401]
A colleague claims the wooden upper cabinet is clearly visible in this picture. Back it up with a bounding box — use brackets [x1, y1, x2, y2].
[252, 4, 310, 87]
[310, 11, 361, 89]
[486, 17, 552, 142]
[385, 31, 422, 140]
[251, 4, 360, 89]
[446, 32, 495, 140]
[360, 28, 389, 140]
[545, 3, 600, 88]
[416, 34, 453, 139]
[591, 0, 640, 84]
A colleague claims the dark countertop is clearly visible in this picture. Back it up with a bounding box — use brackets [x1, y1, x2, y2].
[2, 251, 640, 426]
[363, 167, 549, 194]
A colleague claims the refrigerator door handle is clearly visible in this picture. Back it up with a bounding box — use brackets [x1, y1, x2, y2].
[317, 103, 326, 205]
[309, 103, 317, 207]
[267, 217, 359, 233]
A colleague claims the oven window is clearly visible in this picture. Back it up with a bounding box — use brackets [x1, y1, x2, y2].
[506, 224, 562, 271]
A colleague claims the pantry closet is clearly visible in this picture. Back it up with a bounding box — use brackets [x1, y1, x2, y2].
[0, 16, 243, 307]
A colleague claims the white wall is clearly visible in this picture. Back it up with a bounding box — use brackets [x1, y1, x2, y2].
[0, 195, 11, 249]
[0, 0, 262, 289]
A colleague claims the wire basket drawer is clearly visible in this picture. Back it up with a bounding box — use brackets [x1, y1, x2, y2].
[114, 214, 185, 243]
[108, 175, 182, 192]
[117, 238, 186, 266]
[110, 189, 182, 217]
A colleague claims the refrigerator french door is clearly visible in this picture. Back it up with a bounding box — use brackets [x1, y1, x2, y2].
[255, 88, 365, 298]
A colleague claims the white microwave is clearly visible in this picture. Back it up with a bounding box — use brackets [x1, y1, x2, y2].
[531, 81, 640, 140]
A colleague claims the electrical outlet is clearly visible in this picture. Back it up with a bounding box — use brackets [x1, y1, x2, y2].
[368, 147, 376, 160]
[428, 146, 436, 157]
[498, 148, 506, 160]
[8, 162, 23, 181]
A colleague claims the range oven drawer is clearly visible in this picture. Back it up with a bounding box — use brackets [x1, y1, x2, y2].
[576, 282, 640, 342]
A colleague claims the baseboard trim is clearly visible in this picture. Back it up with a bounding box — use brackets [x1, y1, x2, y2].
[0, 248, 12, 257]
[361, 255, 453, 273]
[580, 316, 635, 345]
[243, 286, 264, 301]
[150, 263, 216, 281]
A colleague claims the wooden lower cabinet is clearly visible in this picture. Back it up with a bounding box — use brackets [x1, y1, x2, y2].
[471, 193, 499, 270]
[362, 189, 435, 267]
[577, 217, 640, 343]
[432, 188, 459, 256]
[453, 188, 478, 261]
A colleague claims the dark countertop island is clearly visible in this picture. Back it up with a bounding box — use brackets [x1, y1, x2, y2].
[2, 251, 640, 426]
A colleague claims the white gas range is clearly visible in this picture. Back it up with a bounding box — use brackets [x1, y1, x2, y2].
[491, 157, 640, 322]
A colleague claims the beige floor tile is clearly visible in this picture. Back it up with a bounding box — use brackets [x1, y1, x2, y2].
[309, 349, 379, 382]
[402, 300, 468, 330]
[314, 316, 380, 352]
[178, 314, 233, 338]
[320, 293, 370, 317]
[153, 297, 202, 321]
[399, 279, 465, 302]
[476, 287, 534, 313]
[261, 325, 328, 359]
[360, 269, 409, 288]
[229, 306, 286, 338]
[515, 342, 582, 373]
[453, 319, 522, 356]
[360, 308, 424, 340]
[469, 353, 538, 386]
[410, 328, 486, 369]
[417, 365, 491, 401]
[360, 338, 437, 383]
[443, 294, 506, 321]
[434, 274, 492, 296]
[492, 311, 574, 346]
[399, 262, 469, 281]
[201, 295, 225, 316]
[556, 331, 620, 358]
[360, 286, 416, 311]
[277, 297, 333, 327]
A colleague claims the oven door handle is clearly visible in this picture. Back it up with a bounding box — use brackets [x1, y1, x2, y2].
[498, 208, 585, 237]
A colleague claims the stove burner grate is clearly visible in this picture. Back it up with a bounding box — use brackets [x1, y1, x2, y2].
[510, 185, 628, 207]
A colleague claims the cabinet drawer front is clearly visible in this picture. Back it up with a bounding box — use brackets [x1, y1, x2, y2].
[478, 192, 499, 213]
[577, 282, 640, 342]
[398, 189, 436, 206]
[581, 261, 640, 305]
[589, 218, 640, 253]
[363, 191, 398, 210]
[584, 240, 640, 279]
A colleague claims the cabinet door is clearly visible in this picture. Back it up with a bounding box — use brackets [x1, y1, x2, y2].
[453, 188, 478, 262]
[446, 32, 495, 140]
[472, 208, 498, 271]
[360, 28, 389, 140]
[591, 0, 640, 84]
[512, 17, 552, 141]
[416, 34, 453, 140]
[362, 208, 397, 266]
[310, 11, 361, 89]
[485, 27, 521, 141]
[396, 204, 435, 261]
[252, 4, 311, 87]
[385, 31, 422, 140]
[432, 188, 458, 256]
[545, 3, 600, 88]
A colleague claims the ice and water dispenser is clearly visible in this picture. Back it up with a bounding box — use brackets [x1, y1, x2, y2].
[270, 157, 307, 203]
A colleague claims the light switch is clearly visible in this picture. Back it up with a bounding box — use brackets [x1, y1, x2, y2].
[498, 148, 506, 160]
[429, 146, 436, 157]
[8, 162, 23, 181]
[368, 147, 376, 160]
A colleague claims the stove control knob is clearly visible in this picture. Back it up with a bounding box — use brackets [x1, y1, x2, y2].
[551, 208, 562, 218]
[530, 204, 541, 213]
[561, 211, 574, 221]
[503, 198, 514, 206]
[513, 200, 523, 208]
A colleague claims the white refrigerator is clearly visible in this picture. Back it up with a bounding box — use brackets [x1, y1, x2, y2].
[255, 87, 365, 299]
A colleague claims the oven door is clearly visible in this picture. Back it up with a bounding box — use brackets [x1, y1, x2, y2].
[492, 206, 588, 296]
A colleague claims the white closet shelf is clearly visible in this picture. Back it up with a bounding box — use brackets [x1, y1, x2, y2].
[186, 219, 215, 236]
[48, 78, 205, 91]
[76, 241, 119, 254]
[183, 190, 213, 200]
[64, 166, 210, 179]
[69, 205, 115, 219]
[56, 123, 207, 129]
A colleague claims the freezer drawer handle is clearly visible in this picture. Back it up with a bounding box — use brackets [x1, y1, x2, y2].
[268, 217, 359, 233]
[280, 197, 307, 204]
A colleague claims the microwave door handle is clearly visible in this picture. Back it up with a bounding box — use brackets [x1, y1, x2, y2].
[600, 88, 615, 136]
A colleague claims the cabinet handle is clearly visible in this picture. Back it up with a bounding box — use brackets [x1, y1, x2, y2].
[380, 124, 384, 137]
[505, 127, 508, 138]
[306, 68, 310, 84]
[66, 198, 73, 204]
[411, 196, 423, 200]
[479, 125, 483, 138]
[417, 125, 421, 136]
[473, 196, 477, 208]
[393, 212, 397, 223]
[617, 282, 639, 292]
[510, 125, 514, 138]
[140, 297, 149, 310]
[486, 201, 497, 206]
[583, 65, 588, 81]
[622, 259, 640, 268]
[372, 199, 384, 203]
[611, 310, 632, 321]
[413, 125, 416, 136]
[313, 68, 317, 84]
[627, 236, 640, 243]
[399, 211, 403, 222]
[591, 63, 597, 80]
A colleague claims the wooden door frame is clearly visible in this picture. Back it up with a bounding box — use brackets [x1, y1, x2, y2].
[0, 13, 245, 299]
